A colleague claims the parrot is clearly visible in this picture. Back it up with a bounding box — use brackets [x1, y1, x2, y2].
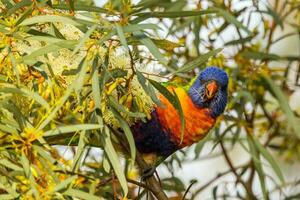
[131, 66, 228, 172]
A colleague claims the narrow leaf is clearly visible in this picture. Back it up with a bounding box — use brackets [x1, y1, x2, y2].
[0, 159, 23, 171]
[64, 188, 100, 200]
[136, 70, 162, 106]
[116, 24, 129, 50]
[44, 124, 102, 137]
[133, 9, 217, 18]
[101, 127, 128, 196]
[134, 31, 168, 65]
[72, 25, 96, 55]
[252, 136, 284, 183]
[108, 96, 146, 118]
[0, 86, 50, 110]
[216, 8, 251, 34]
[51, 176, 78, 193]
[72, 131, 86, 171]
[110, 108, 136, 164]
[175, 48, 222, 73]
[261, 75, 300, 139]
[19, 15, 81, 26]
[241, 51, 281, 60]
[247, 136, 268, 199]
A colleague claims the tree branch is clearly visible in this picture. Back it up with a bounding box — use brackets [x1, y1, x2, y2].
[109, 127, 168, 200]
[220, 141, 257, 200]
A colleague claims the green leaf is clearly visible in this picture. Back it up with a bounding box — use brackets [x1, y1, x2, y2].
[33, 145, 61, 182]
[212, 124, 237, 151]
[116, 24, 129, 50]
[37, 55, 89, 131]
[37, 80, 74, 131]
[2, 101, 27, 131]
[96, 30, 116, 46]
[194, 131, 212, 159]
[19, 15, 81, 26]
[216, 8, 251, 34]
[5, 0, 32, 16]
[50, 176, 78, 193]
[20, 153, 30, 177]
[44, 124, 102, 137]
[175, 48, 222, 73]
[103, 153, 111, 173]
[110, 107, 136, 164]
[0, 159, 23, 171]
[123, 24, 159, 32]
[20, 153, 39, 199]
[51, 4, 110, 14]
[134, 31, 168, 65]
[101, 127, 128, 196]
[108, 96, 146, 118]
[231, 90, 255, 106]
[14, 4, 33, 26]
[224, 36, 253, 46]
[64, 188, 100, 200]
[136, 70, 162, 106]
[0, 194, 18, 200]
[261, 75, 300, 139]
[9, 53, 19, 85]
[26, 36, 64, 43]
[0, 181, 19, 198]
[262, 6, 283, 29]
[72, 131, 86, 171]
[152, 39, 183, 51]
[68, 0, 75, 12]
[247, 136, 268, 199]
[74, 57, 88, 95]
[91, 56, 103, 112]
[148, 79, 185, 144]
[0, 124, 18, 134]
[162, 177, 186, 191]
[51, 23, 66, 39]
[252, 136, 284, 183]
[241, 51, 281, 60]
[0, 86, 50, 110]
[72, 24, 97, 55]
[133, 9, 217, 18]
[23, 40, 77, 65]
[1, 0, 14, 10]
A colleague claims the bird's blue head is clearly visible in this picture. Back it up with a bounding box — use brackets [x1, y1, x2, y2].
[188, 66, 228, 118]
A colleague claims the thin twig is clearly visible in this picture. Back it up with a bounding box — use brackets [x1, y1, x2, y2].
[127, 178, 153, 192]
[220, 141, 257, 200]
[109, 127, 169, 200]
[182, 180, 197, 200]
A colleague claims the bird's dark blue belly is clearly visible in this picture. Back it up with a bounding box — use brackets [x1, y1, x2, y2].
[131, 111, 178, 157]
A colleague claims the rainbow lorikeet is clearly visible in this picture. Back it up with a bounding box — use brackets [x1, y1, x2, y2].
[131, 67, 228, 166]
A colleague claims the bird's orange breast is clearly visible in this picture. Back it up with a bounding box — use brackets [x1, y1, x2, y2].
[155, 87, 216, 148]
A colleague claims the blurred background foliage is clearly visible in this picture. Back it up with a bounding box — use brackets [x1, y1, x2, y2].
[0, 0, 300, 199]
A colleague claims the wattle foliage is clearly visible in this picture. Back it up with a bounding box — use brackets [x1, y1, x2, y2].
[0, 0, 300, 199]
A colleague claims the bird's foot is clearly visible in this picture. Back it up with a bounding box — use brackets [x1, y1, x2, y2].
[141, 165, 156, 180]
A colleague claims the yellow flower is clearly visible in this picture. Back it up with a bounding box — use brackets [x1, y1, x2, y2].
[10, 127, 43, 156]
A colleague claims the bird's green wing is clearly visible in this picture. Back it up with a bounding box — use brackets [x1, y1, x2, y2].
[161, 76, 197, 92]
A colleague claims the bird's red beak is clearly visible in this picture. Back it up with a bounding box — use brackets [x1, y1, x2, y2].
[205, 80, 218, 99]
